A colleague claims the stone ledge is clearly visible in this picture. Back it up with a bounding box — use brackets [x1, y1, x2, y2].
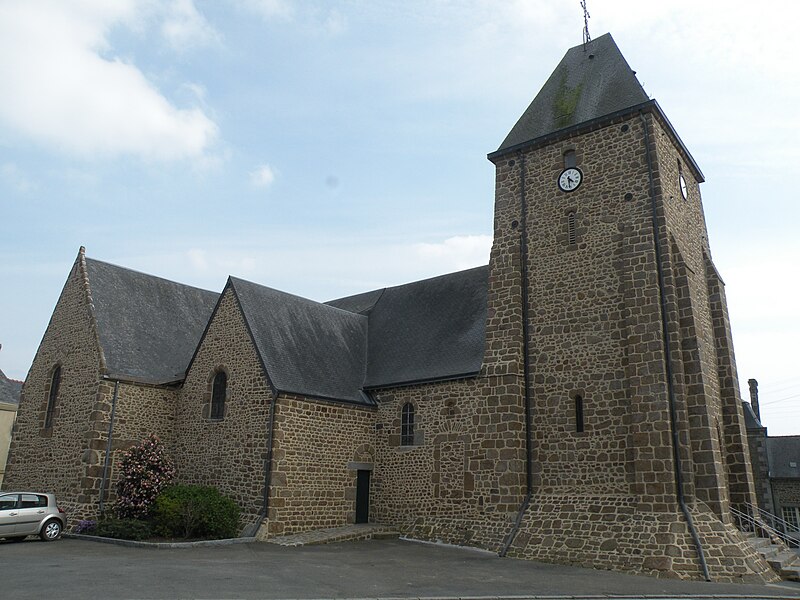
[64, 533, 256, 549]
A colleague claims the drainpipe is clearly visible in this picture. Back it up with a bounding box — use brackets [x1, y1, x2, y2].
[250, 390, 278, 537]
[640, 111, 711, 582]
[500, 150, 534, 557]
[98, 379, 119, 517]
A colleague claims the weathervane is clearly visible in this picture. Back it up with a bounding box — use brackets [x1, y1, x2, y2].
[581, 0, 591, 48]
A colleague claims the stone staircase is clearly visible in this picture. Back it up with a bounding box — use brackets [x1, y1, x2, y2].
[744, 533, 800, 581]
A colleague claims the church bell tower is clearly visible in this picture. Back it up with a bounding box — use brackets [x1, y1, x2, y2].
[485, 33, 771, 581]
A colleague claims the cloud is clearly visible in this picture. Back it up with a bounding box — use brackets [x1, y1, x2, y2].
[161, 0, 220, 50]
[0, 1, 218, 161]
[250, 164, 276, 187]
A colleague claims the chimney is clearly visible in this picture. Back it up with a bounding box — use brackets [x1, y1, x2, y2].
[748, 378, 760, 420]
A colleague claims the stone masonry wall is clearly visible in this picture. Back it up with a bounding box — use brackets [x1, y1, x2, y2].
[82, 381, 178, 514]
[772, 479, 800, 515]
[173, 288, 272, 523]
[746, 426, 774, 513]
[652, 113, 758, 515]
[265, 394, 376, 537]
[484, 109, 773, 581]
[507, 496, 775, 582]
[3, 256, 103, 521]
[495, 112, 679, 503]
[652, 116, 735, 519]
[705, 256, 758, 511]
[371, 375, 525, 551]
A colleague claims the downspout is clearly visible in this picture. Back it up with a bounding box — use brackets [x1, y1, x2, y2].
[500, 150, 534, 556]
[250, 390, 278, 537]
[640, 111, 711, 582]
[98, 379, 119, 517]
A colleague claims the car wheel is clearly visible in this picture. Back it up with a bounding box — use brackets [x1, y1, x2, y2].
[40, 520, 62, 541]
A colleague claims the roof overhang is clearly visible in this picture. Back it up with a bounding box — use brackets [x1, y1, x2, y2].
[487, 99, 705, 184]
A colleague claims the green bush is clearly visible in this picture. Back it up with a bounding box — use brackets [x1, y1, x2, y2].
[152, 485, 240, 540]
[93, 517, 152, 541]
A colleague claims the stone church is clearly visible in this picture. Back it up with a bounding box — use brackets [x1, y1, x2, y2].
[4, 34, 777, 582]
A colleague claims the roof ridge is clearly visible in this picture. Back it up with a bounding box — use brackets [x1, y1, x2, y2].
[79, 247, 109, 374]
[328, 264, 489, 305]
[230, 275, 367, 317]
[85, 256, 216, 295]
[381, 264, 489, 292]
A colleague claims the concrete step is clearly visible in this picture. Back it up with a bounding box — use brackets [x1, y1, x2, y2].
[767, 552, 800, 573]
[745, 536, 780, 558]
[780, 565, 800, 582]
[744, 534, 800, 581]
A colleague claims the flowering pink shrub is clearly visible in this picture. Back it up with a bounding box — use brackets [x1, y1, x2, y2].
[114, 434, 176, 519]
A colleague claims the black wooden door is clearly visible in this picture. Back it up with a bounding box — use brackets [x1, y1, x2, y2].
[355, 470, 370, 524]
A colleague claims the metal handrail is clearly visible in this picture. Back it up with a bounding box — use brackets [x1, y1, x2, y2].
[745, 502, 800, 536]
[731, 505, 800, 549]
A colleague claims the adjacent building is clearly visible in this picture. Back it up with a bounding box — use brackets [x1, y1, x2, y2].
[0, 367, 22, 488]
[744, 380, 800, 537]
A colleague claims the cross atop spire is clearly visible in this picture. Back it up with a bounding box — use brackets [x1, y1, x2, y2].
[581, 0, 591, 48]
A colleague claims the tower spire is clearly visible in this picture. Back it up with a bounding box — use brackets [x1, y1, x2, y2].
[581, 0, 591, 48]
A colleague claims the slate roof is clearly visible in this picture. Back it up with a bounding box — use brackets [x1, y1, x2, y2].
[328, 266, 488, 389]
[85, 258, 219, 384]
[77, 252, 488, 403]
[0, 368, 22, 405]
[495, 33, 649, 154]
[767, 436, 800, 479]
[742, 401, 765, 430]
[230, 277, 371, 405]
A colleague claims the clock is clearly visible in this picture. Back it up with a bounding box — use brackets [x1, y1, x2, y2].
[558, 167, 582, 192]
[679, 173, 688, 200]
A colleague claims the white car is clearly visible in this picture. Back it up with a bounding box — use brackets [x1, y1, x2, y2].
[0, 492, 66, 541]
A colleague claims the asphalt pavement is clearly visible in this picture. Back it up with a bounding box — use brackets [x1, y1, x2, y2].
[1, 536, 799, 599]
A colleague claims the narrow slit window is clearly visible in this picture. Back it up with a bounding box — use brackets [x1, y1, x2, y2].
[575, 395, 584, 433]
[563, 149, 577, 168]
[568, 211, 577, 246]
[211, 371, 227, 420]
[401, 402, 415, 446]
[44, 366, 60, 428]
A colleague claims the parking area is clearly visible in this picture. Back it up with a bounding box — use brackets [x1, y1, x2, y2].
[1, 536, 799, 599]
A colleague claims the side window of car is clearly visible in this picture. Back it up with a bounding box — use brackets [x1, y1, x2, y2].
[0, 495, 18, 510]
[20, 494, 45, 509]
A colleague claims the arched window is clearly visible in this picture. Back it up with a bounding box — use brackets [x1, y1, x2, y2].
[401, 402, 415, 446]
[575, 394, 584, 433]
[211, 371, 227, 420]
[45, 366, 61, 428]
[563, 149, 577, 168]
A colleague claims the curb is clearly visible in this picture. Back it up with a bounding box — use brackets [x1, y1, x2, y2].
[64, 532, 256, 549]
[292, 596, 799, 600]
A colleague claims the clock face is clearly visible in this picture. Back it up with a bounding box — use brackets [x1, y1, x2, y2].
[679, 173, 688, 200]
[558, 167, 582, 192]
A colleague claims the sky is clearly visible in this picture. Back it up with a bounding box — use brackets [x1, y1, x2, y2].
[0, 0, 798, 435]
